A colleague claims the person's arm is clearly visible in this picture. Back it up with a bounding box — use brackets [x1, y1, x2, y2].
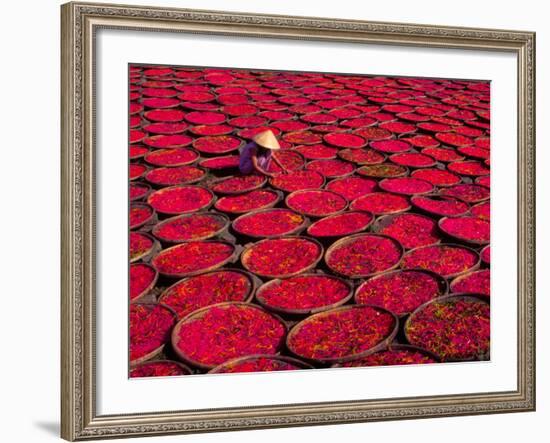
[251, 152, 260, 171]
[252, 151, 277, 177]
[270, 153, 290, 174]
[256, 151, 290, 176]
[252, 153, 276, 177]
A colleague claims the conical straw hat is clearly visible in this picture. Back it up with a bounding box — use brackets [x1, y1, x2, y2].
[252, 130, 280, 150]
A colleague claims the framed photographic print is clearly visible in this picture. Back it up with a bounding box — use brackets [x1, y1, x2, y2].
[61, 2, 536, 440]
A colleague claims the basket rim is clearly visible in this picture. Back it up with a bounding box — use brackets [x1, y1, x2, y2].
[140, 98, 184, 110]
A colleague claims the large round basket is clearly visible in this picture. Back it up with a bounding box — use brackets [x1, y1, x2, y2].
[404, 293, 490, 362]
[240, 236, 324, 279]
[255, 272, 354, 316]
[232, 208, 309, 239]
[171, 302, 287, 370]
[151, 212, 230, 244]
[130, 303, 178, 367]
[152, 240, 239, 278]
[325, 233, 404, 279]
[286, 305, 399, 364]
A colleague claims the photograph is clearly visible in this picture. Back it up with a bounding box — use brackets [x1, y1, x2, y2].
[128, 64, 491, 377]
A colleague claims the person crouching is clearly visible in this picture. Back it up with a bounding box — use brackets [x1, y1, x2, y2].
[238, 129, 281, 176]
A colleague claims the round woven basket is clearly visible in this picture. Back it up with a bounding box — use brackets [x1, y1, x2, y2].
[151, 212, 230, 244]
[255, 272, 354, 316]
[129, 263, 159, 303]
[370, 212, 442, 250]
[353, 268, 448, 318]
[240, 236, 324, 279]
[130, 232, 160, 263]
[152, 240, 240, 278]
[306, 210, 374, 240]
[404, 293, 490, 362]
[325, 233, 404, 279]
[171, 302, 287, 370]
[130, 303, 178, 367]
[438, 216, 490, 246]
[401, 243, 480, 280]
[285, 189, 349, 218]
[286, 304, 399, 365]
[232, 208, 310, 239]
[158, 268, 259, 319]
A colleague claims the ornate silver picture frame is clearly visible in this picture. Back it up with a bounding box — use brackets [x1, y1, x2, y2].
[61, 2, 535, 440]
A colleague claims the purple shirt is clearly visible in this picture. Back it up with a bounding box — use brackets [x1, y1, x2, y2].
[239, 141, 272, 174]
